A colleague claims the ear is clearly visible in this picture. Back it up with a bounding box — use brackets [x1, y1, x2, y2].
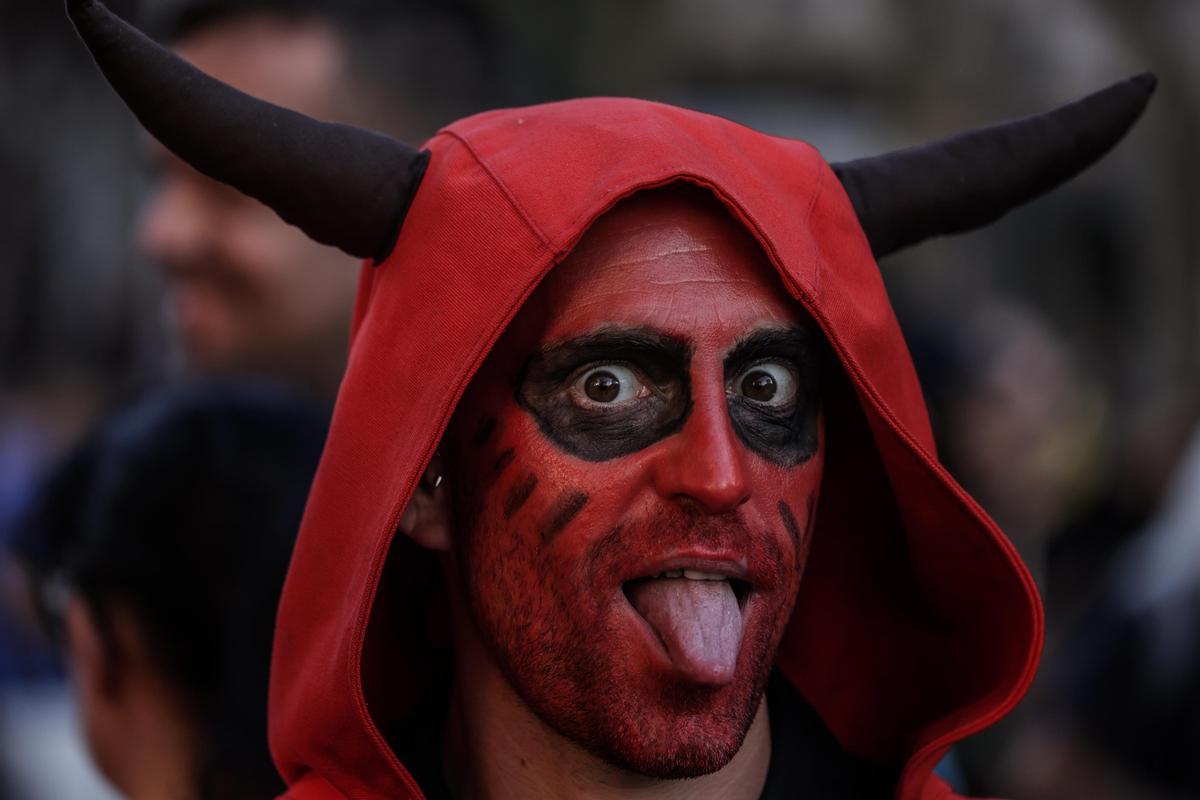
[64, 595, 121, 701]
[397, 452, 451, 552]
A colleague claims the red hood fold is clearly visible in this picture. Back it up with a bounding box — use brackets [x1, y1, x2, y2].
[269, 97, 1042, 800]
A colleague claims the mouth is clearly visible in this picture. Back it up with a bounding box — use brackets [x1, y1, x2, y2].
[623, 569, 752, 610]
[621, 559, 753, 686]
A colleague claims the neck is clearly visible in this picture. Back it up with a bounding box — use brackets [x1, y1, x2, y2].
[444, 608, 772, 800]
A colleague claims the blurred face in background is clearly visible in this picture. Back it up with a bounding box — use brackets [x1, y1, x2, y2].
[137, 13, 360, 398]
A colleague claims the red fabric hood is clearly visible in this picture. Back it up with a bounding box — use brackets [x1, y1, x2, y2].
[269, 98, 1042, 800]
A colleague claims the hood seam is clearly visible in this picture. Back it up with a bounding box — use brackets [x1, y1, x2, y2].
[813, 317, 1044, 799]
[440, 129, 554, 251]
[801, 158, 827, 300]
[346, 162, 559, 796]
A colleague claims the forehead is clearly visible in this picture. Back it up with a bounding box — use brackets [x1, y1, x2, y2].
[173, 14, 343, 116]
[521, 188, 806, 344]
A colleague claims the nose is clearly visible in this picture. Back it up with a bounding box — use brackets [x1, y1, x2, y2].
[137, 179, 208, 268]
[651, 384, 750, 513]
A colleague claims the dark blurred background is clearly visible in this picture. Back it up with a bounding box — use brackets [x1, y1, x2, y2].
[0, 0, 1196, 797]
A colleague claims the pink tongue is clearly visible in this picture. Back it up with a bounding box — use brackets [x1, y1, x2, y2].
[626, 578, 743, 685]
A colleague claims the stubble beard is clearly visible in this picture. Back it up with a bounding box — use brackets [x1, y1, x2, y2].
[456, 506, 800, 779]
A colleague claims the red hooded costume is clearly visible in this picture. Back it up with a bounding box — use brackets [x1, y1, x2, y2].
[265, 96, 1040, 800]
[65, 2, 1155, 796]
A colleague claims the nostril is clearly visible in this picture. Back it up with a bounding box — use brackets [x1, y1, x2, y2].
[660, 470, 750, 514]
[670, 483, 749, 515]
[690, 479, 750, 513]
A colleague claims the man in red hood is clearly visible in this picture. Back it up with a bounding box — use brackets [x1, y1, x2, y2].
[391, 183, 868, 798]
[67, 1, 1154, 797]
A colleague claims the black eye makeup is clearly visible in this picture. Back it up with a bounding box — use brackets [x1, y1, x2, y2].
[515, 327, 693, 462]
[723, 327, 821, 467]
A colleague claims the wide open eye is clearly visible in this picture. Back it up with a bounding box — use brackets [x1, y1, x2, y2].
[731, 362, 797, 407]
[570, 365, 647, 407]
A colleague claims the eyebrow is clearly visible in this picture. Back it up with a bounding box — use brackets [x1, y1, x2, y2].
[526, 326, 693, 378]
[723, 327, 817, 370]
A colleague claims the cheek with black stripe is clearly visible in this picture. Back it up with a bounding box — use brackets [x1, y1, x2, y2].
[493, 448, 515, 476]
[503, 473, 539, 519]
[539, 490, 589, 543]
[777, 495, 817, 571]
[778, 499, 803, 563]
[472, 417, 497, 447]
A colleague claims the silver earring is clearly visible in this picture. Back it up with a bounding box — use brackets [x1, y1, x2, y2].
[432, 474, 444, 489]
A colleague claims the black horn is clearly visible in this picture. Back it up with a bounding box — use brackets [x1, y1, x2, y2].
[67, 0, 428, 262]
[833, 73, 1156, 259]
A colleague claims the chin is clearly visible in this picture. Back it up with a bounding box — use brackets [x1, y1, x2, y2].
[456, 479, 797, 782]
[466, 558, 789, 782]
[587, 705, 759, 779]
[492, 613, 775, 781]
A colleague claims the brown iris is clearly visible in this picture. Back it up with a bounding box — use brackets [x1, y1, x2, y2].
[741, 370, 777, 402]
[585, 371, 622, 402]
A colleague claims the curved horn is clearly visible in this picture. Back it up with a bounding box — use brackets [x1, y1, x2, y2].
[67, 0, 428, 262]
[833, 73, 1156, 259]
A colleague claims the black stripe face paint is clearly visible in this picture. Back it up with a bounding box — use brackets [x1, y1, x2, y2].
[778, 495, 819, 569]
[493, 448, 515, 476]
[539, 490, 590, 543]
[473, 417, 497, 447]
[515, 327, 693, 462]
[723, 328, 821, 467]
[778, 500, 803, 564]
[504, 473, 539, 519]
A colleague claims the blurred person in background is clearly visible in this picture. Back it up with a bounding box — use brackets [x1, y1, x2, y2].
[137, 0, 493, 402]
[903, 297, 1113, 591]
[11, 383, 328, 800]
[989, 422, 1200, 800]
[0, 2, 493, 794]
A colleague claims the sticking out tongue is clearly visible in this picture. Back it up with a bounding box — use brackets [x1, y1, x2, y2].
[626, 577, 743, 685]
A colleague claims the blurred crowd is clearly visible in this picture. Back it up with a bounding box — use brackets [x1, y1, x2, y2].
[1, 0, 1197, 797]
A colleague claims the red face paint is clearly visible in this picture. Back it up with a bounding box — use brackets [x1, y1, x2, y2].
[446, 187, 825, 778]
